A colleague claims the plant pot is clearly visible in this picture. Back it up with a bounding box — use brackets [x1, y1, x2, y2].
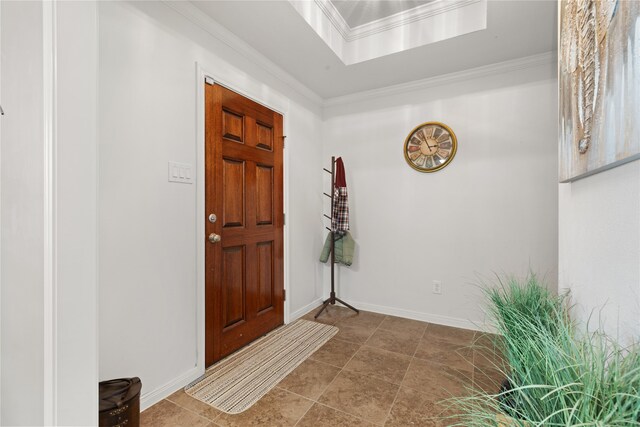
[496, 378, 529, 426]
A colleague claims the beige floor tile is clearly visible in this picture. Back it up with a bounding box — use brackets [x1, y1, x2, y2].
[140, 399, 214, 427]
[414, 337, 474, 372]
[309, 337, 361, 368]
[277, 359, 340, 400]
[423, 324, 475, 346]
[473, 365, 505, 394]
[378, 316, 428, 336]
[334, 310, 385, 330]
[166, 389, 222, 421]
[344, 345, 412, 384]
[318, 370, 399, 425]
[301, 311, 335, 325]
[384, 386, 443, 427]
[473, 331, 503, 347]
[334, 323, 376, 344]
[365, 328, 421, 356]
[473, 340, 507, 372]
[215, 388, 312, 427]
[401, 358, 471, 403]
[301, 310, 336, 325]
[296, 403, 377, 427]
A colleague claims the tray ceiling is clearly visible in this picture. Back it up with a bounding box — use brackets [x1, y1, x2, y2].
[189, 0, 557, 99]
[289, 0, 488, 64]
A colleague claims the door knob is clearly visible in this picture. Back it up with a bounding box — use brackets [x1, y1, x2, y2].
[208, 233, 221, 243]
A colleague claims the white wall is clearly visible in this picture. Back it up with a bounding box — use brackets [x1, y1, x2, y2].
[1, 2, 99, 425]
[559, 161, 640, 345]
[0, 2, 46, 424]
[97, 1, 324, 409]
[322, 60, 559, 329]
[55, 1, 99, 424]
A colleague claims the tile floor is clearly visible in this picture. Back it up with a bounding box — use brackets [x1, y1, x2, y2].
[141, 305, 504, 427]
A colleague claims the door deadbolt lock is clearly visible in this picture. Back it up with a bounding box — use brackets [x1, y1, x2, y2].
[208, 213, 217, 223]
[208, 233, 221, 243]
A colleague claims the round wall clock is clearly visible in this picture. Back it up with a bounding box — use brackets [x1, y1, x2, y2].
[403, 121, 457, 173]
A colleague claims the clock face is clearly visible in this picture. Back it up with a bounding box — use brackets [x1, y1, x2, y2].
[404, 122, 457, 173]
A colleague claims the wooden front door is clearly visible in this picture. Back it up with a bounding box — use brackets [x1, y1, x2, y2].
[205, 83, 284, 366]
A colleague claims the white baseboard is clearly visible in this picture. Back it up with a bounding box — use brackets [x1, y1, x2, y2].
[140, 366, 203, 411]
[291, 296, 496, 333]
[289, 298, 324, 321]
[346, 300, 496, 333]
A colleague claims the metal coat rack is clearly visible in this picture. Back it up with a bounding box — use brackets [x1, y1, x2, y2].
[315, 156, 359, 318]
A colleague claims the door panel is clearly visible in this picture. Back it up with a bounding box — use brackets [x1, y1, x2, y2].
[222, 159, 245, 228]
[222, 245, 246, 328]
[222, 109, 244, 143]
[256, 122, 273, 151]
[256, 241, 274, 313]
[205, 83, 284, 365]
[255, 165, 274, 226]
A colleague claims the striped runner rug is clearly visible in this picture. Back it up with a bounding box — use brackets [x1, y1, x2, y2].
[184, 319, 338, 414]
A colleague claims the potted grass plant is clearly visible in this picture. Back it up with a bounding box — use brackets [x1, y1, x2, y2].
[446, 274, 640, 427]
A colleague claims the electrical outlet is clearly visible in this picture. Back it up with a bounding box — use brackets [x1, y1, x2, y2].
[433, 280, 442, 294]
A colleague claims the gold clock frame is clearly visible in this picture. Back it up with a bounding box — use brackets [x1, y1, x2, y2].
[403, 121, 458, 173]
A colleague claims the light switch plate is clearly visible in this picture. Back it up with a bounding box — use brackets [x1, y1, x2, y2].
[168, 161, 193, 184]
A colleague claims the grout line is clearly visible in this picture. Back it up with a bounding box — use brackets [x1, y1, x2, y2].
[380, 322, 428, 425]
[306, 353, 348, 370]
[355, 312, 386, 358]
[340, 344, 412, 387]
[309, 351, 350, 370]
[304, 312, 389, 425]
[269, 387, 314, 427]
[162, 398, 218, 425]
[273, 385, 315, 403]
[308, 366, 342, 402]
[361, 314, 385, 347]
[292, 405, 313, 427]
[317, 401, 385, 426]
[345, 315, 400, 426]
[331, 335, 361, 345]
[314, 341, 359, 396]
[294, 305, 379, 425]
[280, 386, 371, 427]
[357, 343, 414, 359]
[274, 361, 338, 405]
[421, 321, 430, 338]
[274, 384, 322, 422]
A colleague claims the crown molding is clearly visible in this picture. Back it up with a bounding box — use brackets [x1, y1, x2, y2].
[314, 0, 351, 40]
[162, 1, 323, 106]
[320, 0, 481, 41]
[323, 51, 558, 108]
[291, 0, 487, 65]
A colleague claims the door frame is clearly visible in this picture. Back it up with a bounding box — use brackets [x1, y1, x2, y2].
[195, 62, 291, 375]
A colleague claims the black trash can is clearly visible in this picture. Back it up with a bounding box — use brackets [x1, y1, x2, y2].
[99, 377, 142, 427]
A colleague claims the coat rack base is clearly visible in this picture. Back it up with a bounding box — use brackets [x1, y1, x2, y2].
[314, 292, 359, 319]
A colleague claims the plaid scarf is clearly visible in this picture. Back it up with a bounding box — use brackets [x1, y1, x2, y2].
[332, 157, 349, 232]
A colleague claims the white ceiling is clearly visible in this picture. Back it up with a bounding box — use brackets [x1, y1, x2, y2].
[191, 0, 557, 100]
[330, 0, 434, 28]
